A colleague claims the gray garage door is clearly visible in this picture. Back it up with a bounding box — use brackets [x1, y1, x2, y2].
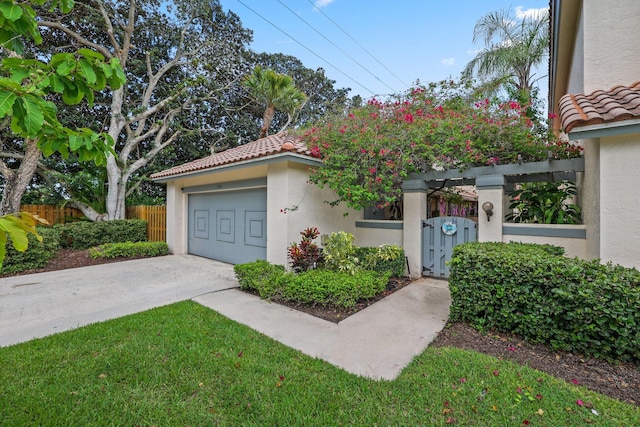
[188, 188, 267, 264]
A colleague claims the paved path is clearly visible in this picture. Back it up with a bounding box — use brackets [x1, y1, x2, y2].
[0, 255, 451, 380]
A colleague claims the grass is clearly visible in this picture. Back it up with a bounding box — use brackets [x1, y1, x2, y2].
[0, 302, 638, 426]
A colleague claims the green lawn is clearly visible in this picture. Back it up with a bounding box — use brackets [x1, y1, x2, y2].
[1, 301, 637, 426]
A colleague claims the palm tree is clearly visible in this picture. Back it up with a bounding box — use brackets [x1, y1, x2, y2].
[243, 66, 306, 138]
[463, 8, 549, 104]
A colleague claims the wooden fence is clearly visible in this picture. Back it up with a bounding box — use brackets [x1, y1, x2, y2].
[19, 204, 167, 242]
[126, 205, 166, 242]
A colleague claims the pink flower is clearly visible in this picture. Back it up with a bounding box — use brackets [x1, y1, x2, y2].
[404, 113, 414, 123]
[459, 378, 466, 383]
[369, 167, 376, 174]
[576, 399, 584, 406]
[571, 379, 579, 385]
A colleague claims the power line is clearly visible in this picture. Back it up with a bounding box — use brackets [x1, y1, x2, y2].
[235, 0, 376, 96]
[275, 0, 397, 94]
[305, 0, 410, 89]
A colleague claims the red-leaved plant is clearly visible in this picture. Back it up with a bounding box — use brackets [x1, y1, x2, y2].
[288, 227, 323, 271]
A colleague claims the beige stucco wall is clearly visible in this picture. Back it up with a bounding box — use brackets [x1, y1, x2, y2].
[503, 225, 587, 260]
[598, 133, 640, 270]
[583, 1, 640, 93]
[266, 162, 359, 266]
[477, 187, 504, 242]
[354, 222, 403, 247]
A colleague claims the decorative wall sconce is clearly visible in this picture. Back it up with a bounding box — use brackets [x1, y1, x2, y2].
[482, 201, 494, 221]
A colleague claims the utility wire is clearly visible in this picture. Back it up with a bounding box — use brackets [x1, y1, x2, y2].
[306, 0, 410, 89]
[275, 0, 397, 93]
[235, 0, 376, 96]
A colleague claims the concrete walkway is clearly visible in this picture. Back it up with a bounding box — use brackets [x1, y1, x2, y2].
[0, 255, 451, 380]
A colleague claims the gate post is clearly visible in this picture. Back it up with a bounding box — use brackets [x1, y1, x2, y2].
[476, 174, 506, 242]
[402, 179, 428, 278]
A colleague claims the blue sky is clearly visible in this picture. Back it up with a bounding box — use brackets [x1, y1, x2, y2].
[218, 0, 550, 100]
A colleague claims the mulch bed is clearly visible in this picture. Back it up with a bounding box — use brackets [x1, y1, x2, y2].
[4, 251, 639, 405]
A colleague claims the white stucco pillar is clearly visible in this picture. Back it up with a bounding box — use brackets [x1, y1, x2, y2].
[402, 179, 427, 278]
[165, 180, 186, 255]
[476, 174, 506, 243]
[266, 162, 290, 266]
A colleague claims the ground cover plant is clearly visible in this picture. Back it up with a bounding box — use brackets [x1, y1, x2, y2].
[0, 302, 637, 425]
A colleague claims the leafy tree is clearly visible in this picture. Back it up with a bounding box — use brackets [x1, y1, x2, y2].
[33, 0, 252, 220]
[0, 0, 124, 268]
[462, 8, 549, 107]
[243, 65, 306, 139]
[301, 80, 580, 210]
[249, 53, 351, 129]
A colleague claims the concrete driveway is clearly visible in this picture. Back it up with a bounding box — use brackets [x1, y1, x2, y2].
[0, 255, 237, 347]
[0, 254, 451, 380]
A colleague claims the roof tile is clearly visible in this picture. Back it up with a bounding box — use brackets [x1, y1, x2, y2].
[559, 81, 640, 133]
[151, 133, 313, 179]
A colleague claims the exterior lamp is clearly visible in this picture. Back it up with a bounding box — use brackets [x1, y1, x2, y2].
[482, 201, 494, 222]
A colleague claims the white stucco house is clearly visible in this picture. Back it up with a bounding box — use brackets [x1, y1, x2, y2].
[550, 0, 640, 269]
[150, 133, 403, 268]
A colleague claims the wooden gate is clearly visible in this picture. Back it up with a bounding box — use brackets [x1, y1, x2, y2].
[422, 216, 477, 278]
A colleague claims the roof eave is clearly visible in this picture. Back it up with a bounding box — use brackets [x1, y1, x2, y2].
[567, 118, 640, 141]
[151, 152, 322, 182]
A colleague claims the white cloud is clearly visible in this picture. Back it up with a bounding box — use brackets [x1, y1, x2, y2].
[314, 0, 335, 9]
[441, 58, 455, 66]
[515, 6, 548, 19]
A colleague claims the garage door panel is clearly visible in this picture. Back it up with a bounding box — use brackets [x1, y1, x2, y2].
[188, 188, 266, 264]
[244, 211, 267, 248]
[194, 210, 209, 239]
[216, 210, 235, 243]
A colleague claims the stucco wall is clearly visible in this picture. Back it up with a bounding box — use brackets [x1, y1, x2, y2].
[583, 1, 640, 93]
[598, 133, 640, 270]
[503, 224, 587, 259]
[354, 221, 403, 247]
[567, 4, 584, 95]
[267, 162, 359, 266]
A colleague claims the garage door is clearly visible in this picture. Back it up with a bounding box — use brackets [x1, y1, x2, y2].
[188, 188, 267, 264]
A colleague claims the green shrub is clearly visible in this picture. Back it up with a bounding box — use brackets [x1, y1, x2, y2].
[234, 260, 287, 299]
[234, 260, 390, 308]
[59, 219, 148, 249]
[283, 269, 390, 308]
[2, 227, 61, 274]
[89, 241, 168, 259]
[356, 245, 406, 277]
[449, 241, 640, 363]
[322, 231, 359, 274]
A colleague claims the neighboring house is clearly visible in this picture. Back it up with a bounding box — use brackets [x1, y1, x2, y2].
[151, 133, 399, 267]
[549, 0, 640, 269]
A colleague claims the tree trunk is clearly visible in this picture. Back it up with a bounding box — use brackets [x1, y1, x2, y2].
[260, 104, 276, 138]
[0, 140, 41, 216]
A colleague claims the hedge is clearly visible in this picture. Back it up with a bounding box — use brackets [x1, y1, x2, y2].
[448, 241, 640, 363]
[89, 241, 168, 259]
[58, 219, 148, 249]
[234, 260, 390, 308]
[2, 227, 62, 274]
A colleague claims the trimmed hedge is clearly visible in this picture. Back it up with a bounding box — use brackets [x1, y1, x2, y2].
[2, 227, 61, 274]
[449, 241, 640, 363]
[234, 260, 390, 308]
[89, 241, 169, 259]
[58, 219, 148, 249]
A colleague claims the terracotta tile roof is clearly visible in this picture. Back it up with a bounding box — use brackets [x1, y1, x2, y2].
[151, 132, 313, 179]
[559, 81, 640, 133]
